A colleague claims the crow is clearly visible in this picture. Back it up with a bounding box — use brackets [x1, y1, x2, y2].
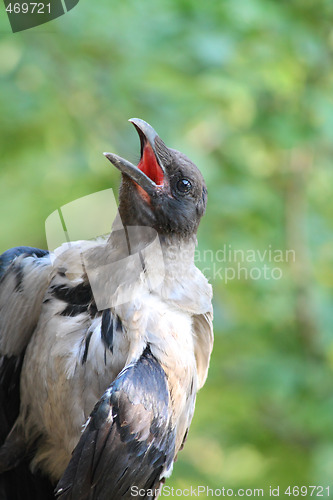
[0, 118, 213, 499]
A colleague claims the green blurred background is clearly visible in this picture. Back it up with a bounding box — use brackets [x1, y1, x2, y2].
[1, 0, 333, 495]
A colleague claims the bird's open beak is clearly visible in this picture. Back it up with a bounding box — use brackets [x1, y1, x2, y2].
[104, 118, 165, 196]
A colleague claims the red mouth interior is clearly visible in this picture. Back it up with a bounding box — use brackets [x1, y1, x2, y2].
[137, 143, 164, 186]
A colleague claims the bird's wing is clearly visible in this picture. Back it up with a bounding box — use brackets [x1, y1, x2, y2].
[192, 310, 214, 390]
[0, 246, 51, 357]
[0, 246, 51, 438]
[0, 247, 54, 499]
[56, 346, 175, 500]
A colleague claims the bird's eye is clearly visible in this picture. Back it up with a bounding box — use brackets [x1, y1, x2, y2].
[177, 178, 192, 194]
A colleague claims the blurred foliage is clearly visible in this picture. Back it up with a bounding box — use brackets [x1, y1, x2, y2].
[0, 0, 333, 495]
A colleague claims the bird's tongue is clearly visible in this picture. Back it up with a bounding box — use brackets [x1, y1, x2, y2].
[138, 143, 164, 186]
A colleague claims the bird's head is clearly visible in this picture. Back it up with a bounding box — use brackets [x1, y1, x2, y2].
[104, 119, 207, 239]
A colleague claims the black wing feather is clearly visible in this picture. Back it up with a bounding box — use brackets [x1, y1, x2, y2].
[56, 347, 175, 500]
[0, 246, 48, 279]
[0, 246, 50, 434]
[0, 246, 53, 499]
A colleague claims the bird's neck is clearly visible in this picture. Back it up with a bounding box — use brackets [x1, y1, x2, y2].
[159, 233, 197, 272]
[108, 212, 198, 274]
